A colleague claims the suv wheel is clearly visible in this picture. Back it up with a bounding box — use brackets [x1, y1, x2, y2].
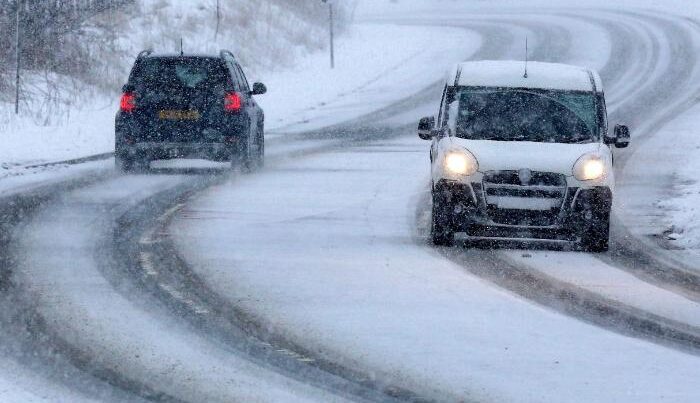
[231, 144, 253, 172]
[255, 130, 265, 170]
[431, 190, 455, 246]
[580, 211, 610, 252]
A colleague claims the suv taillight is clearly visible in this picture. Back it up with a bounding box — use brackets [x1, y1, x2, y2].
[224, 92, 242, 112]
[120, 92, 136, 112]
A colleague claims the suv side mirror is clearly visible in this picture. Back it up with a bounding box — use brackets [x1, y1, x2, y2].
[613, 124, 630, 148]
[418, 116, 436, 140]
[251, 82, 267, 95]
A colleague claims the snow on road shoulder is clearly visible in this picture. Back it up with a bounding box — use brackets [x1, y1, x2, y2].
[257, 23, 480, 134]
[619, 102, 700, 255]
[0, 160, 112, 197]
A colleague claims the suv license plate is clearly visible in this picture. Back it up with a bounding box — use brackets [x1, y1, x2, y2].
[159, 110, 200, 121]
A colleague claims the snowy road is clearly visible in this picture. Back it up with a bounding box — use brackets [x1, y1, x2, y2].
[2, 5, 700, 402]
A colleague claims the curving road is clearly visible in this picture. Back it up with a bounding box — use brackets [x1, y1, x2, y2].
[2, 5, 700, 402]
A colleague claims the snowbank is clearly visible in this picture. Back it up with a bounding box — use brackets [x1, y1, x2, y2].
[642, 104, 700, 249]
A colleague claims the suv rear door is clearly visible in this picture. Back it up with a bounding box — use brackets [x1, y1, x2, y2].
[128, 57, 232, 143]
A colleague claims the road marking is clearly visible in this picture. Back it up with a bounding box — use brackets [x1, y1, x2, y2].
[138, 200, 317, 364]
[139, 227, 157, 245]
[138, 252, 159, 277]
[158, 203, 185, 223]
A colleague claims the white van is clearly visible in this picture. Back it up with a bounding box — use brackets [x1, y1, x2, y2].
[418, 61, 630, 251]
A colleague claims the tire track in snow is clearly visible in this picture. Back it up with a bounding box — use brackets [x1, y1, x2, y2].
[99, 14, 567, 403]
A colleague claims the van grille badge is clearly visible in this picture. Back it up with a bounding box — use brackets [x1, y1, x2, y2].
[518, 168, 532, 186]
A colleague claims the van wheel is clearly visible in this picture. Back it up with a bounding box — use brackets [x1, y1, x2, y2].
[580, 212, 610, 252]
[431, 191, 455, 246]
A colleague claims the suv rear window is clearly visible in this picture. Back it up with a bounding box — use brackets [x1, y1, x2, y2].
[129, 58, 229, 90]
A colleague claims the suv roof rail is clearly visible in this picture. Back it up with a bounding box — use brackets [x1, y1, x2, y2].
[220, 50, 236, 60]
[137, 49, 154, 59]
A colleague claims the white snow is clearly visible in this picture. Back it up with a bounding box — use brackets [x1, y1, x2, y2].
[168, 4, 700, 401]
[0, 357, 99, 403]
[623, 102, 700, 250]
[258, 24, 480, 134]
[4, 0, 700, 401]
[16, 174, 344, 403]
[172, 135, 700, 403]
[0, 160, 112, 197]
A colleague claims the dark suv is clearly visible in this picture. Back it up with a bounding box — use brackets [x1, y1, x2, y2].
[115, 50, 266, 172]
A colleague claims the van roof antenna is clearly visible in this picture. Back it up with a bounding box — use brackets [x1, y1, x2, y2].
[180, 38, 184, 56]
[524, 36, 529, 79]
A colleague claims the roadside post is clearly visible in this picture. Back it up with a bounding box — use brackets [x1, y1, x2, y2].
[215, 0, 220, 41]
[321, 0, 335, 69]
[15, 0, 21, 114]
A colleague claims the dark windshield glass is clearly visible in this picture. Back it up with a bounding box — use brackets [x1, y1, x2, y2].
[130, 58, 229, 91]
[455, 89, 599, 143]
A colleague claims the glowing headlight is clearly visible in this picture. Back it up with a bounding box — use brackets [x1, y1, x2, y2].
[573, 154, 606, 181]
[444, 151, 478, 176]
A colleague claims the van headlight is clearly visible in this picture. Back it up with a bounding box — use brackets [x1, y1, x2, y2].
[444, 150, 479, 176]
[573, 154, 606, 181]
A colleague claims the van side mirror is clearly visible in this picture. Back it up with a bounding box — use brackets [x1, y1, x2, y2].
[251, 82, 267, 95]
[613, 124, 630, 148]
[418, 116, 435, 140]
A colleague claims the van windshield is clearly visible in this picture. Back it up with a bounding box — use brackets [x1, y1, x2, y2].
[454, 89, 599, 143]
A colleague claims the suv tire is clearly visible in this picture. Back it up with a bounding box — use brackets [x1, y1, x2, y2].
[431, 190, 455, 246]
[230, 140, 249, 172]
[254, 127, 265, 170]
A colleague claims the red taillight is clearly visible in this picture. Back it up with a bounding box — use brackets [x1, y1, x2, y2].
[120, 93, 136, 112]
[224, 92, 242, 112]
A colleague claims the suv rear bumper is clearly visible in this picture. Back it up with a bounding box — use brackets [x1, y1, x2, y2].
[116, 142, 236, 162]
[434, 179, 612, 241]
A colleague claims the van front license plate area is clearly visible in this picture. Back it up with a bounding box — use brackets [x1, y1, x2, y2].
[493, 197, 560, 211]
[159, 110, 200, 121]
